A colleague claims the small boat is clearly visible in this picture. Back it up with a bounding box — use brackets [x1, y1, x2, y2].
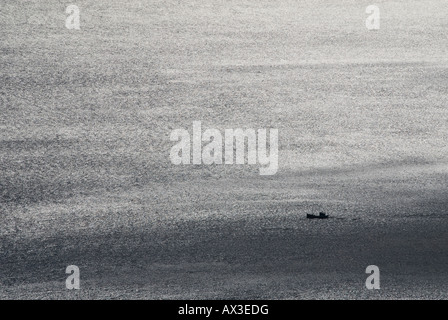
[307, 212, 329, 219]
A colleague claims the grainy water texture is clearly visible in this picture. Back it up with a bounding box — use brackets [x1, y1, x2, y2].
[1, 0, 447, 299]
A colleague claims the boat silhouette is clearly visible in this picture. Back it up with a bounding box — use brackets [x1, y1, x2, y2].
[306, 212, 329, 219]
